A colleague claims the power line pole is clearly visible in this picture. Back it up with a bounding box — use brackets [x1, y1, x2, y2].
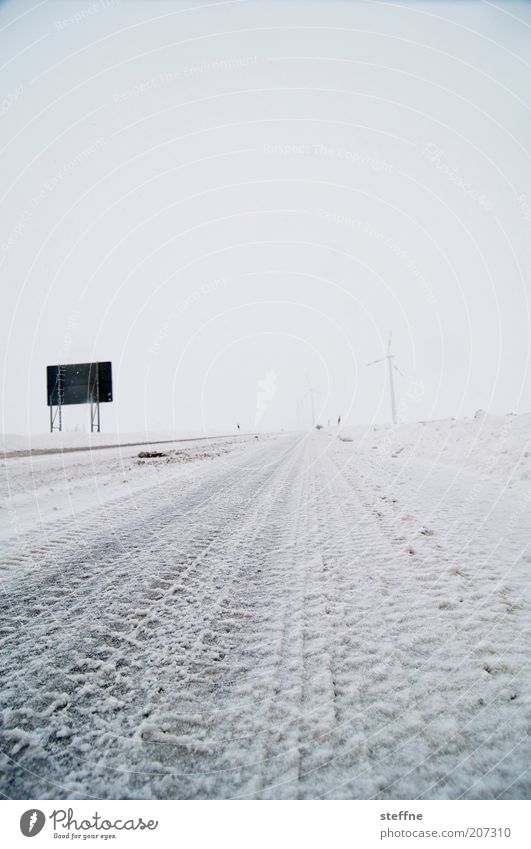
[308, 388, 316, 427]
[306, 375, 318, 427]
[387, 351, 397, 426]
[298, 379, 320, 429]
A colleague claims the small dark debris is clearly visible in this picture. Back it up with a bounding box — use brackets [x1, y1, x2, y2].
[138, 451, 166, 458]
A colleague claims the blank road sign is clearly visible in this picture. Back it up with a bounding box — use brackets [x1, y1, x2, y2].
[46, 362, 113, 406]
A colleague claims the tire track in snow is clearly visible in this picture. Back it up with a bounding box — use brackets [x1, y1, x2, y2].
[318, 445, 465, 799]
[145, 435, 311, 799]
[240, 436, 314, 799]
[322, 440, 530, 799]
[0, 434, 303, 798]
[1, 432, 528, 799]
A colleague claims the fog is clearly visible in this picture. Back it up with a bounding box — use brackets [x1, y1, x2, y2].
[1, 0, 531, 435]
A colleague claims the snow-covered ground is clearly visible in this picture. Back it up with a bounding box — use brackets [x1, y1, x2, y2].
[0, 433, 255, 545]
[0, 417, 529, 799]
[1, 429, 237, 455]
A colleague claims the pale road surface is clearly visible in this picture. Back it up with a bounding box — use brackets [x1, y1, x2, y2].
[0, 431, 529, 799]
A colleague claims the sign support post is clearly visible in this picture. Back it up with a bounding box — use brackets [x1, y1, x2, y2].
[49, 365, 64, 432]
[46, 361, 112, 432]
[90, 362, 101, 433]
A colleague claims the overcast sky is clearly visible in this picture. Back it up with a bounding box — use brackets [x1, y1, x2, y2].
[1, 0, 531, 435]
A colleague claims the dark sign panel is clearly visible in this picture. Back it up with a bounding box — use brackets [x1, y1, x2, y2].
[46, 362, 113, 406]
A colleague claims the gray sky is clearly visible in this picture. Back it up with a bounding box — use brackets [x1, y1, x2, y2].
[1, 0, 531, 435]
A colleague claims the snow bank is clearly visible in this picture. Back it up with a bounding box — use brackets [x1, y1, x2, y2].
[339, 412, 531, 490]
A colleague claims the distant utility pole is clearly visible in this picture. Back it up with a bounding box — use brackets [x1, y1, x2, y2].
[367, 332, 404, 425]
[305, 375, 319, 427]
[298, 378, 320, 428]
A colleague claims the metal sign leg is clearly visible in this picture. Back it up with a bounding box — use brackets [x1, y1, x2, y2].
[90, 401, 101, 433]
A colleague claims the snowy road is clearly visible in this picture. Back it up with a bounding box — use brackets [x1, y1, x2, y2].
[0, 427, 529, 799]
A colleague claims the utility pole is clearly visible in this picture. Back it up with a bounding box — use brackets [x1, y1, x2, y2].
[387, 352, 397, 426]
[308, 388, 316, 427]
[367, 332, 403, 425]
[306, 375, 318, 427]
[298, 378, 320, 429]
